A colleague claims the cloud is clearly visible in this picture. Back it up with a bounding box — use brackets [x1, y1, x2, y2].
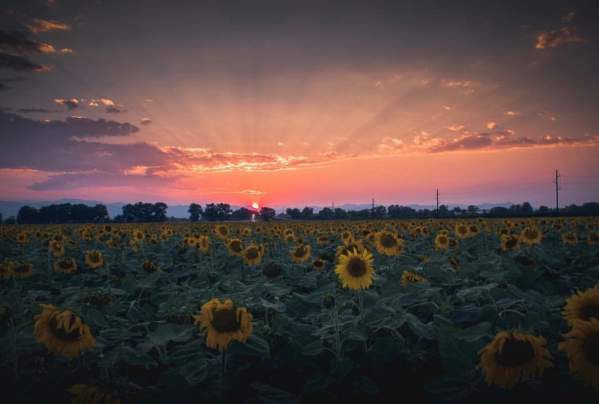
[448, 124, 465, 132]
[89, 98, 125, 113]
[0, 31, 56, 54]
[105, 105, 125, 113]
[0, 52, 49, 72]
[140, 118, 152, 125]
[562, 11, 575, 24]
[27, 19, 71, 33]
[428, 131, 599, 153]
[17, 107, 60, 113]
[54, 98, 80, 110]
[0, 76, 24, 90]
[535, 26, 584, 49]
[486, 121, 497, 130]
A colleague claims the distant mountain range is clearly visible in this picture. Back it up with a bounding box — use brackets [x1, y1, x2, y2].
[0, 199, 515, 219]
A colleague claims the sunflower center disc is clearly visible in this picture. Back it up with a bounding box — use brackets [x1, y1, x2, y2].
[295, 246, 307, 257]
[211, 308, 240, 333]
[380, 235, 396, 248]
[245, 248, 259, 259]
[494, 338, 535, 367]
[506, 237, 517, 249]
[49, 315, 81, 341]
[583, 331, 599, 366]
[580, 304, 599, 322]
[347, 257, 367, 277]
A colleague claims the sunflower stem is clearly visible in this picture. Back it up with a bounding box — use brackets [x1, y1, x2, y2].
[220, 350, 228, 396]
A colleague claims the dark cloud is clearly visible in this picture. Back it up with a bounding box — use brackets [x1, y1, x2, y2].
[0, 76, 23, 90]
[0, 52, 47, 71]
[0, 30, 55, 54]
[105, 105, 125, 113]
[30, 172, 175, 191]
[16, 107, 60, 113]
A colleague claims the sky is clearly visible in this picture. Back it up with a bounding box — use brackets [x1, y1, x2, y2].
[1, 0, 599, 208]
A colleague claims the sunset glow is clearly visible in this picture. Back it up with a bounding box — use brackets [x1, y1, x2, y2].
[2, 1, 599, 208]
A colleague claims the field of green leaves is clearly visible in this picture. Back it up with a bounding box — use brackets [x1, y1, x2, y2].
[1, 218, 599, 403]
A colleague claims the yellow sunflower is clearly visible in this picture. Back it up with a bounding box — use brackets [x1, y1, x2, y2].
[317, 234, 330, 246]
[193, 298, 253, 352]
[519, 226, 543, 246]
[312, 258, 326, 271]
[434, 233, 450, 250]
[214, 224, 230, 240]
[12, 262, 33, 278]
[0, 260, 14, 279]
[142, 260, 160, 273]
[242, 244, 263, 266]
[561, 232, 578, 246]
[16, 231, 29, 244]
[559, 318, 599, 389]
[197, 235, 211, 253]
[84, 250, 104, 270]
[291, 244, 311, 263]
[68, 384, 122, 404]
[562, 285, 599, 325]
[335, 248, 374, 290]
[34, 304, 96, 359]
[588, 231, 599, 246]
[226, 238, 244, 257]
[500, 234, 520, 252]
[400, 270, 427, 286]
[132, 229, 145, 242]
[477, 330, 552, 389]
[49, 240, 65, 258]
[374, 231, 404, 256]
[454, 223, 470, 239]
[54, 257, 78, 274]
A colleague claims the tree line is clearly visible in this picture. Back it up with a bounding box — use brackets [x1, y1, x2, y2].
[5, 201, 599, 224]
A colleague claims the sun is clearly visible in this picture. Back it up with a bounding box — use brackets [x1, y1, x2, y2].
[251, 202, 259, 210]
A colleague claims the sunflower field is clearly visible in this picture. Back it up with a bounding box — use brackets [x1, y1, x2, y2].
[1, 217, 599, 403]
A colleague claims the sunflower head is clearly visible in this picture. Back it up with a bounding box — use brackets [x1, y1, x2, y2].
[227, 238, 244, 257]
[242, 244, 263, 266]
[49, 240, 65, 258]
[12, 262, 33, 278]
[400, 270, 427, 287]
[588, 232, 599, 246]
[34, 304, 96, 359]
[559, 318, 599, 389]
[54, 257, 77, 274]
[84, 250, 104, 270]
[434, 233, 449, 250]
[197, 235, 211, 253]
[500, 234, 519, 252]
[291, 244, 311, 263]
[312, 258, 326, 271]
[561, 232, 578, 246]
[478, 330, 552, 389]
[519, 226, 543, 245]
[142, 260, 160, 273]
[214, 224, 230, 240]
[374, 231, 404, 256]
[455, 223, 470, 239]
[335, 248, 374, 290]
[193, 298, 253, 352]
[563, 285, 599, 325]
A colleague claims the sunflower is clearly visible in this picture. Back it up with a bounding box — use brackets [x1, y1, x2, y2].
[477, 330, 552, 389]
[214, 224, 230, 240]
[374, 231, 404, 256]
[84, 250, 104, 270]
[68, 384, 122, 404]
[193, 298, 253, 352]
[197, 235, 211, 253]
[519, 226, 543, 246]
[588, 232, 599, 246]
[132, 229, 145, 242]
[142, 260, 160, 273]
[54, 258, 78, 274]
[49, 240, 65, 258]
[341, 231, 354, 246]
[242, 244, 263, 266]
[317, 234, 330, 246]
[291, 244, 311, 263]
[434, 233, 449, 250]
[400, 270, 427, 286]
[336, 240, 366, 257]
[562, 285, 599, 325]
[0, 260, 14, 279]
[226, 238, 244, 257]
[312, 258, 326, 271]
[12, 262, 33, 278]
[455, 223, 470, 239]
[16, 231, 28, 244]
[561, 232, 578, 246]
[335, 248, 374, 290]
[468, 224, 480, 236]
[500, 234, 520, 252]
[559, 318, 599, 389]
[242, 227, 252, 237]
[34, 304, 96, 359]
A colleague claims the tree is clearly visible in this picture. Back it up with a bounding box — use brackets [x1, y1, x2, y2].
[371, 205, 386, 219]
[260, 207, 276, 221]
[17, 206, 39, 224]
[203, 203, 232, 221]
[231, 208, 252, 220]
[438, 205, 450, 217]
[285, 208, 302, 220]
[300, 207, 314, 220]
[466, 205, 479, 216]
[188, 203, 203, 222]
[317, 207, 334, 220]
[121, 202, 168, 222]
[4, 216, 16, 224]
[488, 206, 509, 217]
[334, 208, 348, 219]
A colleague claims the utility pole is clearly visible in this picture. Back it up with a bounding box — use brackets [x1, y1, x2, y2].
[436, 189, 439, 215]
[554, 169, 560, 213]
